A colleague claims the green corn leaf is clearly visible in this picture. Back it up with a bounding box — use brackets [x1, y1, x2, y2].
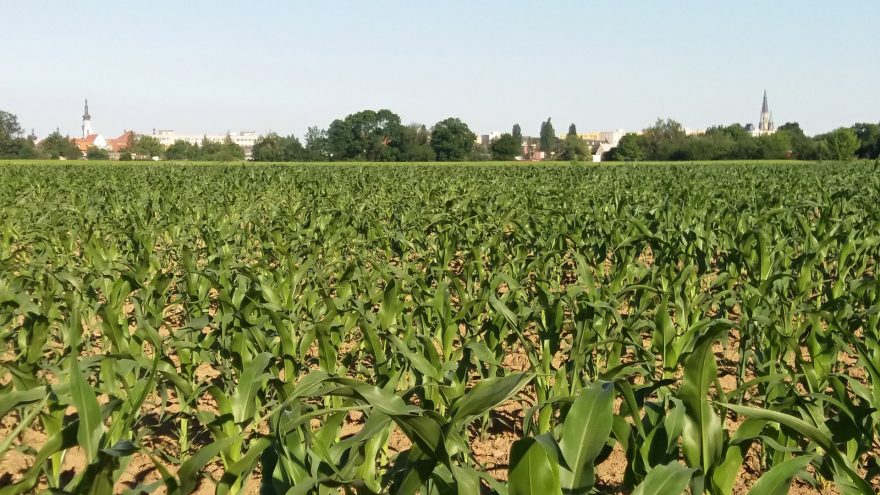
[69, 356, 103, 464]
[746, 455, 816, 495]
[0, 387, 47, 416]
[231, 352, 272, 423]
[173, 436, 237, 495]
[718, 403, 874, 494]
[379, 279, 404, 330]
[711, 418, 767, 495]
[632, 462, 695, 495]
[558, 381, 614, 493]
[388, 334, 443, 382]
[451, 464, 481, 495]
[0, 420, 78, 495]
[490, 294, 519, 329]
[450, 373, 532, 426]
[680, 330, 724, 474]
[509, 437, 562, 495]
[217, 437, 273, 495]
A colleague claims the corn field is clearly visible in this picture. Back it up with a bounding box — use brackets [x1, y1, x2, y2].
[1, 161, 879, 494]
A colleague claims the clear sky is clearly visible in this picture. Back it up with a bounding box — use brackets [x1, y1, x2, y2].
[4, 1, 878, 138]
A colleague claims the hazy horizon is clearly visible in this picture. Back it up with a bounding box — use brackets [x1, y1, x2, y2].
[5, 0, 879, 139]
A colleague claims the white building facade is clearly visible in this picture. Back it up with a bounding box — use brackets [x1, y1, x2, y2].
[149, 129, 260, 159]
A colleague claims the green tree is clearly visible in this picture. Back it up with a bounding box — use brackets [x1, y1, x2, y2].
[133, 136, 164, 159]
[642, 118, 687, 160]
[200, 136, 221, 159]
[0, 110, 21, 150]
[86, 145, 109, 160]
[280, 135, 306, 161]
[0, 111, 37, 158]
[777, 122, 818, 160]
[400, 124, 435, 161]
[326, 109, 407, 161]
[851, 122, 880, 159]
[211, 135, 245, 161]
[539, 117, 555, 155]
[757, 132, 793, 159]
[252, 133, 285, 162]
[820, 128, 859, 161]
[431, 118, 475, 161]
[252, 133, 306, 162]
[560, 134, 589, 161]
[38, 131, 81, 159]
[9, 137, 40, 158]
[685, 132, 736, 160]
[0, 110, 22, 139]
[164, 140, 200, 160]
[608, 134, 646, 161]
[304, 126, 329, 161]
[490, 133, 521, 160]
[512, 124, 523, 145]
[567, 123, 577, 137]
[468, 143, 492, 161]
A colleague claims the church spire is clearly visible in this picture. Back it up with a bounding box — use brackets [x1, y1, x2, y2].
[81, 99, 93, 138]
[757, 90, 774, 135]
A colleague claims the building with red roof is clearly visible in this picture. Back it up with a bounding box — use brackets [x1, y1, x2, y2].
[71, 100, 135, 159]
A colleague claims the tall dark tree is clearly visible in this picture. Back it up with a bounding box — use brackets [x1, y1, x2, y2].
[490, 133, 521, 160]
[0, 111, 27, 158]
[512, 124, 522, 145]
[568, 123, 577, 137]
[539, 118, 555, 154]
[281, 135, 306, 161]
[0, 111, 23, 141]
[304, 126, 329, 161]
[431, 118, 475, 161]
[851, 122, 880, 159]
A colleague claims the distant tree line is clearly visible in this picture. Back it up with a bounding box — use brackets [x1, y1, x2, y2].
[606, 118, 879, 162]
[2, 108, 880, 162]
[250, 110, 476, 162]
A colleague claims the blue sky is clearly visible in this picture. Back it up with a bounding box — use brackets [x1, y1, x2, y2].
[4, 1, 878, 138]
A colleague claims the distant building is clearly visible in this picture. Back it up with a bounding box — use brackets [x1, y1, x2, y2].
[72, 99, 134, 159]
[558, 130, 628, 148]
[148, 129, 259, 159]
[752, 90, 776, 136]
[475, 131, 503, 147]
[554, 129, 632, 162]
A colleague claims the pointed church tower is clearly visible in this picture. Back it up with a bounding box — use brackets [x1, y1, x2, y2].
[82, 99, 93, 138]
[758, 91, 774, 134]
